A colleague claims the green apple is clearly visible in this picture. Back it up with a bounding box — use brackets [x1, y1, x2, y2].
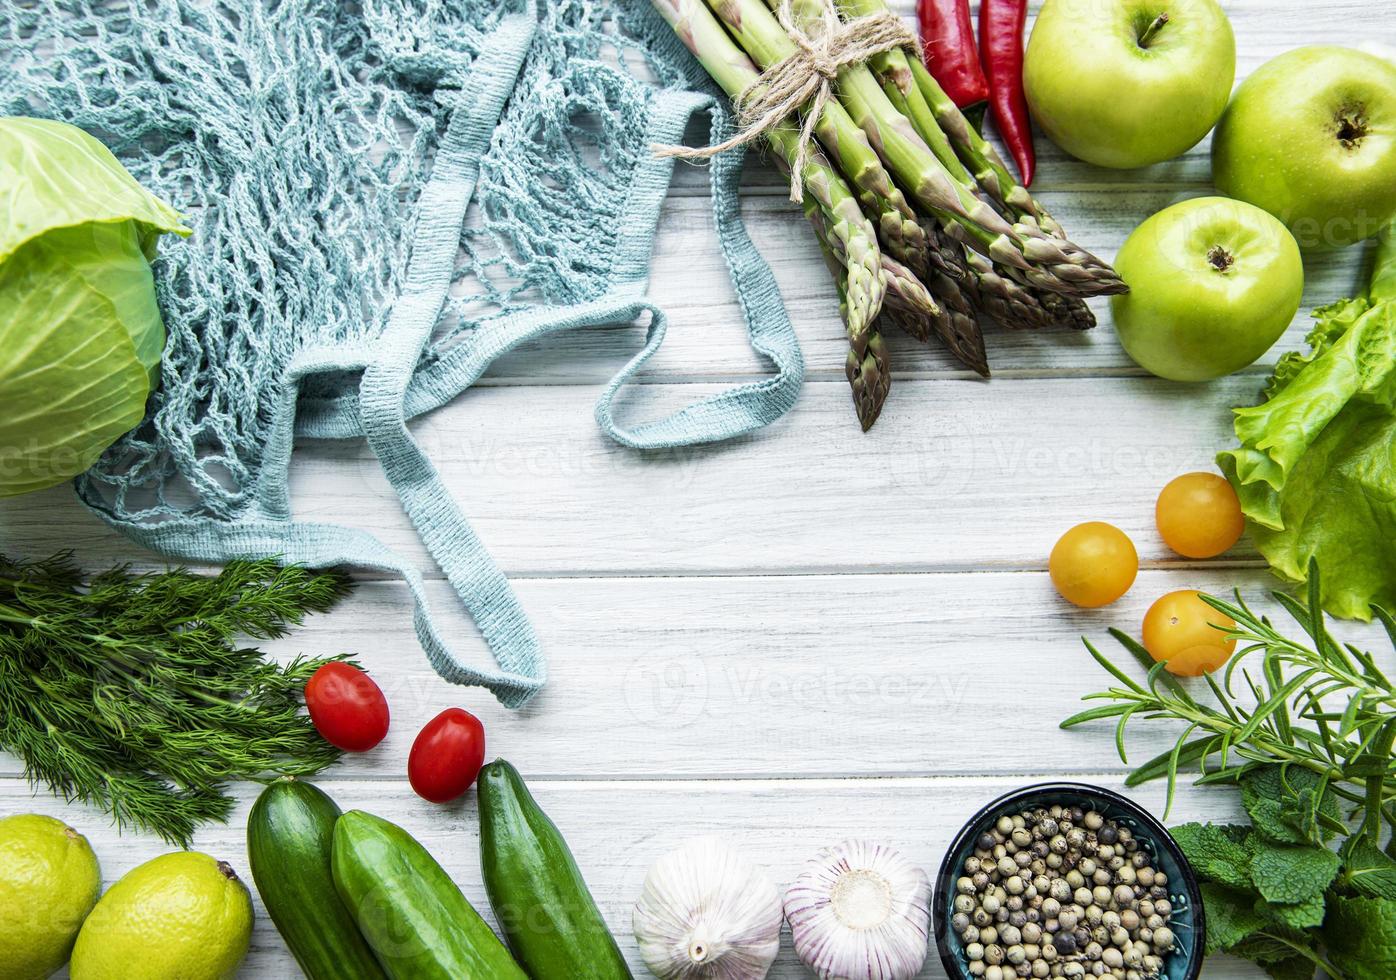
[1212, 46, 1396, 249]
[1111, 197, 1304, 382]
[1025, 0, 1235, 169]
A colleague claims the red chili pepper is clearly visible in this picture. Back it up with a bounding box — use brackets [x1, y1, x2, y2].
[979, 0, 1036, 187]
[918, 0, 990, 118]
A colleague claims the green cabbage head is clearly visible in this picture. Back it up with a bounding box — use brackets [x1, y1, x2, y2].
[0, 116, 189, 497]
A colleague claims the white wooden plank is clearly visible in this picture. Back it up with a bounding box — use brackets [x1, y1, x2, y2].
[5, 774, 1264, 980]
[2, 569, 1382, 783]
[0, 374, 1288, 574]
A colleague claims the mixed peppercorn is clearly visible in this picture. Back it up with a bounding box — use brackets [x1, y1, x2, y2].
[950, 805, 1178, 979]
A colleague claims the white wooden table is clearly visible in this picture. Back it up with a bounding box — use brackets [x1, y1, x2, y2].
[1, 2, 1389, 976]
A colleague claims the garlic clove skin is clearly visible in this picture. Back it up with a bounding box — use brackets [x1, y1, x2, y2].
[784, 839, 931, 980]
[633, 836, 783, 980]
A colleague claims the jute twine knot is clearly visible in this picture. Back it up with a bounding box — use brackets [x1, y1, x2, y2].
[656, 0, 919, 203]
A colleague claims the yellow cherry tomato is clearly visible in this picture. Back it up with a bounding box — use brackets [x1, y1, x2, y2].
[1050, 522, 1139, 608]
[1143, 590, 1238, 676]
[1156, 472, 1245, 559]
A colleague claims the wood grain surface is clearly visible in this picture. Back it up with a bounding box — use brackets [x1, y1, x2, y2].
[3, 2, 1390, 977]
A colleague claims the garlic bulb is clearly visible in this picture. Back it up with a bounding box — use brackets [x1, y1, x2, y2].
[783, 839, 931, 980]
[633, 836, 783, 980]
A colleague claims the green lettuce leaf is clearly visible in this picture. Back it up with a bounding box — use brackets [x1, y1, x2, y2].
[1218, 297, 1396, 620]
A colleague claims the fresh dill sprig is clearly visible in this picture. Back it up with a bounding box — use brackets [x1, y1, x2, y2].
[1062, 561, 1396, 840]
[0, 552, 355, 846]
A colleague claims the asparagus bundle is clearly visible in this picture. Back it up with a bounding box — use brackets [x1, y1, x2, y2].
[652, 0, 1125, 428]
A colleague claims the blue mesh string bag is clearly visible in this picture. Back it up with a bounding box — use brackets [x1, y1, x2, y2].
[0, 0, 803, 708]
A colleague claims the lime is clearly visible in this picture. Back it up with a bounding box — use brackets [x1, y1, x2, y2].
[0, 814, 102, 980]
[70, 851, 253, 980]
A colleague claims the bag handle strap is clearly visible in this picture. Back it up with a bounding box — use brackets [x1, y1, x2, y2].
[593, 92, 804, 449]
[254, 45, 802, 710]
[355, 6, 545, 706]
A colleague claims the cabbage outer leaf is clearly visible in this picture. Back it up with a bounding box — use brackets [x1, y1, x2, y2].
[0, 116, 189, 262]
[0, 222, 160, 497]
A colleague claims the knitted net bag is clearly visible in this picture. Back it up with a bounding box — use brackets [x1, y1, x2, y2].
[0, 0, 802, 707]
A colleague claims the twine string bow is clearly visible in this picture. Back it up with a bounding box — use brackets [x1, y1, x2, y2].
[656, 0, 919, 204]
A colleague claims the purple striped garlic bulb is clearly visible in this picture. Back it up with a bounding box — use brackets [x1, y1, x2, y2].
[783, 839, 931, 980]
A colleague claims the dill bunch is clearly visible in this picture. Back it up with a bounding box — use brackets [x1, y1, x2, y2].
[0, 552, 355, 846]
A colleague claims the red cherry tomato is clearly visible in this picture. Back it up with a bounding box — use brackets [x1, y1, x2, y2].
[304, 662, 390, 752]
[408, 708, 486, 804]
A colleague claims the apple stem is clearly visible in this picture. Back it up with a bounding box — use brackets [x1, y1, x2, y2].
[1137, 12, 1170, 48]
[1207, 246, 1235, 274]
[1337, 111, 1368, 149]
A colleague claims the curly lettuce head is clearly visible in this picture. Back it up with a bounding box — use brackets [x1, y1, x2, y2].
[1218, 287, 1396, 621]
[0, 117, 189, 497]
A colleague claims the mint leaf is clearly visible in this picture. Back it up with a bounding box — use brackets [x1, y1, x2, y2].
[1262, 956, 1318, 980]
[1324, 897, 1396, 980]
[1241, 766, 1339, 845]
[1232, 930, 1311, 965]
[1202, 882, 1267, 953]
[1171, 823, 1255, 891]
[1340, 839, 1396, 900]
[1249, 839, 1341, 904]
[1257, 892, 1326, 931]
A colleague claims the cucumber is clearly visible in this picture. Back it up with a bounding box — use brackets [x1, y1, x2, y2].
[331, 809, 527, 980]
[246, 778, 386, 980]
[478, 759, 633, 979]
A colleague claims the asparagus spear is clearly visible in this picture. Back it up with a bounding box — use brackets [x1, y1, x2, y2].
[835, 0, 990, 200]
[861, 54, 1097, 331]
[863, 186, 932, 280]
[720, 0, 1018, 254]
[836, 0, 1097, 331]
[659, 0, 910, 213]
[861, 192, 990, 374]
[814, 195, 991, 375]
[791, 139, 888, 344]
[807, 197, 940, 322]
[932, 223, 1096, 332]
[962, 249, 1055, 329]
[815, 236, 892, 430]
[653, 0, 890, 394]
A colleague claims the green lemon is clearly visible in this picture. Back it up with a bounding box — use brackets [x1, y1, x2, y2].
[70, 852, 253, 980]
[0, 814, 102, 980]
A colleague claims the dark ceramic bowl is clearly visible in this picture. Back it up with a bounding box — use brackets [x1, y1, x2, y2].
[933, 782, 1205, 980]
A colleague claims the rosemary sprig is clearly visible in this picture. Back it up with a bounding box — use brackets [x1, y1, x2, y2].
[0, 552, 354, 846]
[1062, 561, 1396, 837]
